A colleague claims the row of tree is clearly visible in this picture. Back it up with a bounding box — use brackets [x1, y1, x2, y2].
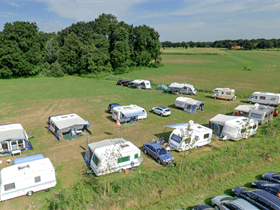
[161, 38, 280, 50]
[0, 14, 162, 78]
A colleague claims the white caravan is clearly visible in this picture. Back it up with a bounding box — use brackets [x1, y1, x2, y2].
[247, 92, 280, 106]
[0, 154, 56, 201]
[169, 82, 197, 95]
[84, 138, 142, 176]
[112, 104, 147, 123]
[159, 121, 212, 152]
[175, 97, 204, 113]
[211, 88, 236, 100]
[209, 114, 258, 141]
[234, 104, 276, 124]
[46, 113, 91, 140]
[0, 124, 30, 155]
[131, 79, 152, 89]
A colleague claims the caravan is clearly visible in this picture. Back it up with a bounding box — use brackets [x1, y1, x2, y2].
[131, 79, 152, 89]
[175, 97, 204, 113]
[169, 82, 197, 95]
[211, 88, 236, 100]
[0, 154, 56, 201]
[112, 104, 147, 123]
[159, 121, 212, 152]
[247, 92, 280, 106]
[209, 114, 258, 141]
[234, 104, 276, 124]
[84, 138, 142, 176]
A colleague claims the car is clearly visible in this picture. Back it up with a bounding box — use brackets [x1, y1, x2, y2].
[211, 195, 259, 210]
[123, 81, 132, 86]
[151, 106, 171, 117]
[262, 172, 280, 184]
[117, 80, 126, 85]
[251, 180, 280, 196]
[192, 204, 214, 210]
[107, 103, 121, 113]
[143, 142, 174, 165]
[232, 186, 280, 210]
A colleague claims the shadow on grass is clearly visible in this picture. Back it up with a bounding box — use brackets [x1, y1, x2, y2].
[224, 188, 233, 196]
[204, 197, 212, 206]
[240, 100, 249, 104]
[255, 174, 263, 180]
[106, 116, 115, 122]
[168, 104, 177, 109]
[104, 131, 113, 135]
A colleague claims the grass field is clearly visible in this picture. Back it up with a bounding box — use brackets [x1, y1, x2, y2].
[0, 49, 280, 209]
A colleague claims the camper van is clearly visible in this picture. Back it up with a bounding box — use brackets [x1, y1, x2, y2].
[169, 82, 197, 95]
[211, 88, 236, 100]
[112, 104, 147, 123]
[46, 113, 91, 140]
[158, 121, 212, 152]
[131, 79, 152, 89]
[234, 104, 276, 124]
[209, 114, 258, 141]
[0, 154, 56, 201]
[0, 124, 32, 155]
[247, 92, 280, 106]
[84, 138, 142, 176]
[175, 97, 204, 113]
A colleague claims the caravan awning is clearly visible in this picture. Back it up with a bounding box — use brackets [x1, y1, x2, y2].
[122, 110, 144, 117]
[0, 129, 27, 143]
[234, 105, 256, 113]
[209, 114, 241, 125]
[165, 123, 189, 129]
[14, 154, 44, 165]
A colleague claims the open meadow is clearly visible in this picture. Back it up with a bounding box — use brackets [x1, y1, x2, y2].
[0, 49, 280, 209]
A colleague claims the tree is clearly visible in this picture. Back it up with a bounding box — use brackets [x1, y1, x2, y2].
[46, 38, 59, 64]
[189, 41, 195, 48]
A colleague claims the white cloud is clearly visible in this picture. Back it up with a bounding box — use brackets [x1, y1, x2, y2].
[7, 2, 20, 7]
[38, 20, 68, 33]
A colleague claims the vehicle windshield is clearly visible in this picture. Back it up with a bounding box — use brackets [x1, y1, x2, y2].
[273, 174, 280, 180]
[157, 148, 167, 155]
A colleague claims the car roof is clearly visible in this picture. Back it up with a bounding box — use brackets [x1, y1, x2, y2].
[231, 198, 259, 210]
[159, 106, 168, 109]
[251, 189, 280, 205]
[145, 142, 163, 150]
[109, 103, 120, 106]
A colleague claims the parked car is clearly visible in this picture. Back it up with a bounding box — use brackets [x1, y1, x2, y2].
[123, 81, 132, 86]
[232, 186, 280, 210]
[143, 142, 174, 165]
[211, 195, 259, 210]
[192, 204, 214, 210]
[251, 180, 280, 196]
[107, 103, 121, 113]
[117, 80, 126, 85]
[262, 172, 280, 184]
[151, 106, 171, 117]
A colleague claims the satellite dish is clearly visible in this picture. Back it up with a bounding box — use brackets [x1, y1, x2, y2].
[138, 156, 144, 163]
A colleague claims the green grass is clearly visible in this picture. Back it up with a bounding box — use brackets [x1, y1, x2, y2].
[0, 49, 280, 209]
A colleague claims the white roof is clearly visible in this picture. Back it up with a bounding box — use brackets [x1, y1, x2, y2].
[166, 122, 211, 133]
[251, 91, 280, 97]
[0, 158, 54, 183]
[113, 104, 146, 116]
[169, 82, 194, 89]
[88, 138, 139, 159]
[235, 104, 274, 113]
[213, 88, 235, 92]
[0, 124, 27, 142]
[50, 113, 89, 130]
[176, 97, 203, 105]
[132, 79, 150, 85]
[209, 114, 246, 125]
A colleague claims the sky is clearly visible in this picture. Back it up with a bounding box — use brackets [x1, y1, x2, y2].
[0, 0, 280, 42]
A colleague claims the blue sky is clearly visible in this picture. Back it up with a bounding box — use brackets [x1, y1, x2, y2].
[1, 0, 280, 42]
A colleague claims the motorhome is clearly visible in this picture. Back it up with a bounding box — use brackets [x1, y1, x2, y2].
[175, 97, 204, 113]
[209, 114, 258, 141]
[234, 104, 276, 124]
[158, 121, 212, 152]
[112, 104, 147, 123]
[169, 82, 197, 95]
[0, 124, 32, 155]
[247, 92, 280, 106]
[0, 154, 56, 201]
[211, 88, 236, 100]
[46, 113, 91, 140]
[84, 138, 142, 176]
[131, 79, 152, 89]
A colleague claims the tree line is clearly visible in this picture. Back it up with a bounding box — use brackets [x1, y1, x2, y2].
[161, 38, 280, 50]
[0, 13, 162, 78]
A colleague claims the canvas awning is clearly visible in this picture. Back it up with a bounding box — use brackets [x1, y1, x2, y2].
[14, 154, 44, 165]
[209, 114, 240, 125]
[55, 118, 89, 130]
[0, 129, 27, 143]
[235, 105, 257, 113]
[121, 110, 144, 117]
[165, 123, 189, 129]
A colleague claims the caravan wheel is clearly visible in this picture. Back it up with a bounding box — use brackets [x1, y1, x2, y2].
[45, 189, 50, 192]
[27, 191, 33, 196]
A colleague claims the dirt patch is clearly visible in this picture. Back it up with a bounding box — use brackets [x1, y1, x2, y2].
[161, 59, 212, 64]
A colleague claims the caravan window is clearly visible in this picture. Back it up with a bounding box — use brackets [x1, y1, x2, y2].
[92, 154, 100, 166]
[4, 183, 15, 191]
[270, 98, 276, 101]
[241, 128, 247, 133]
[204, 133, 210, 139]
[171, 134, 182, 143]
[254, 96, 257, 99]
[134, 154, 138, 159]
[226, 92, 231, 95]
[1, 142, 9, 151]
[251, 113, 262, 119]
[35, 176, 41, 183]
[118, 156, 130, 163]
[260, 96, 266, 100]
[18, 139, 24, 149]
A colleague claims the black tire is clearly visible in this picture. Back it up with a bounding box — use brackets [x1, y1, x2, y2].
[151, 110, 154, 113]
[27, 191, 33, 196]
[157, 159, 161, 164]
[45, 189, 50, 192]
[118, 169, 123, 173]
[160, 113, 163, 117]
[144, 149, 148, 154]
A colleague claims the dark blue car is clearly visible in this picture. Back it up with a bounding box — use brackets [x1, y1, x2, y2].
[232, 186, 280, 210]
[123, 81, 132, 86]
[251, 180, 280, 196]
[192, 204, 214, 210]
[143, 142, 174, 165]
[117, 80, 126, 85]
[107, 103, 121, 113]
[262, 172, 280, 184]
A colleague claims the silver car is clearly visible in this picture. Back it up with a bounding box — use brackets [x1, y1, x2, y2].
[151, 106, 171, 117]
[211, 195, 260, 210]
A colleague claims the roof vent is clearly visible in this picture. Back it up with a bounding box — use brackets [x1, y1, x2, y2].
[255, 103, 259, 109]
[188, 120, 194, 128]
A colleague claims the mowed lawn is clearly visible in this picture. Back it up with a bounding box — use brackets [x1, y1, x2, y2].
[0, 49, 279, 209]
